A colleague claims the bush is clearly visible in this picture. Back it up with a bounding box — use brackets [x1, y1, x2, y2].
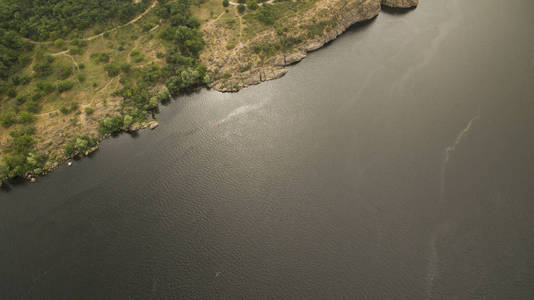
[104, 64, 120, 77]
[247, 0, 259, 10]
[18, 111, 36, 124]
[122, 115, 134, 129]
[0, 112, 17, 128]
[120, 63, 132, 74]
[60, 102, 78, 114]
[76, 73, 86, 82]
[33, 61, 53, 77]
[257, 4, 277, 25]
[0, 128, 46, 180]
[70, 102, 79, 112]
[11, 75, 21, 86]
[7, 88, 16, 98]
[36, 81, 56, 94]
[15, 95, 26, 105]
[68, 45, 83, 55]
[64, 135, 97, 158]
[223, 0, 229, 7]
[25, 100, 41, 113]
[54, 39, 65, 49]
[98, 115, 124, 135]
[20, 75, 32, 85]
[90, 52, 110, 64]
[56, 80, 75, 93]
[84, 107, 94, 115]
[237, 4, 246, 13]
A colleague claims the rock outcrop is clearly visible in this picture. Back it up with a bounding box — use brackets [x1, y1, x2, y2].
[208, 0, 383, 92]
[205, 0, 418, 92]
[381, 0, 418, 8]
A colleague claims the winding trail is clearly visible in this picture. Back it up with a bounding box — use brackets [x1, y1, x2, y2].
[25, 1, 158, 45]
[227, 0, 275, 6]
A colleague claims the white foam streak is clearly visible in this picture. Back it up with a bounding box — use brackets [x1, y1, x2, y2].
[440, 115, 479, 201]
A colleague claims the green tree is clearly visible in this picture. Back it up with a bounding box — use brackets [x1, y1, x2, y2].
[247, 0, 259, 10]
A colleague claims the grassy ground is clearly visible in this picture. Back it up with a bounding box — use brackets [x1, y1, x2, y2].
[193, 0, 329, 90]
[0, 1, 166, 167]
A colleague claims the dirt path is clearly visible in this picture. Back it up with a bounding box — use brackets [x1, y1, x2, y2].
[36, 77, 118, 118]
[25, 1, 158, 45]
[86, 0, 158, 41]
[228, 0, 275, 6]
[52, 51, 80, 71]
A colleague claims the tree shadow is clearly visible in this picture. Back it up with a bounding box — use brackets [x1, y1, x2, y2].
[381, 6, 417, 16]
[347, 15, 379, 34]
[315, 16, 378, 52]
[1, 177, 28, 193]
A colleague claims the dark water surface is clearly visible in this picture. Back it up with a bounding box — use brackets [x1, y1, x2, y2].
[2, 0, 534, 298]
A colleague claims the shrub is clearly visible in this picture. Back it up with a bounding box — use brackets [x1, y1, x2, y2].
[257, 4, 277, 25]
[20, 75, 32, 85]
[60, 106, 69, 114]
[54, 39, 65, 48]
[120, 63, 132, 74]
[0, 112, 17, 128]
[15, 95, 26, 105]
[64, 135, 97, 157]
[70, 102, 79, 112]
[25, 100, 41, 113]
[56, 80, 75, 93]
[122, 115, 134, 129]
[18, 111, 36, 124]
[0, 128, 47, 180]
[11, 75, 21, 86]
[223, 0, 229, 7]
[33, 61, 53, 77]
[90, 53, 110, 64]
[7, 88, 16, 98]
[84, 107, 94, 115]
[36, 81, 56, 94]
[68, 45, 83, 55]
[104, 64, 120, 77]
[76, 73, 86, 82]
[98, 115, 124, 135]
[57, 64, 73, 79]
[238, 4, 246, 13]
[247, 0, 259, 10]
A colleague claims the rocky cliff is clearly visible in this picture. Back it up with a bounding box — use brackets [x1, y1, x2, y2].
[382, 0, 418, 8]
[201, 0, 417, 92]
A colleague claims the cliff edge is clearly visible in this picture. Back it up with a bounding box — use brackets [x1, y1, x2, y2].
[198, 0, 417, 92]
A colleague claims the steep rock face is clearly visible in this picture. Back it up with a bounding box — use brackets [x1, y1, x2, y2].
[306, 0, 381, 51]
[381, 0, 418, 8]
[208, 0, 382, 92]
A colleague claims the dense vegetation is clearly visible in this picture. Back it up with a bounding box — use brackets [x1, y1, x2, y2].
[0, 0, 151, 41]
[98, 0, 208, 135]
[0, 0, 210, 183]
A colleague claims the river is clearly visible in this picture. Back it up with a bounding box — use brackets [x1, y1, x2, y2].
[2, 0, 534, 298]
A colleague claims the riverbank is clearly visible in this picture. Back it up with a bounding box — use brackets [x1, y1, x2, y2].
[0, 0, 417, 185]
[199, 0, 417, 92]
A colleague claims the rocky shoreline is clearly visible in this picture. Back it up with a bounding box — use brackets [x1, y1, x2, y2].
[3, 0, 417, 185]
[208, 0, 417, 92]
